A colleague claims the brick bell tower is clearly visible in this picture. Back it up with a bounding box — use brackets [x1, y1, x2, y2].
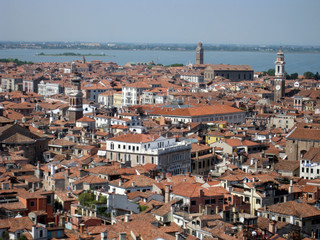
[68, 73, 83, 122]
[273, 47, 286, 102]
[196, 42, 204, 65]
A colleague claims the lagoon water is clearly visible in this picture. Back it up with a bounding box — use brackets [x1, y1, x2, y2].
[1, 48, 320, 75]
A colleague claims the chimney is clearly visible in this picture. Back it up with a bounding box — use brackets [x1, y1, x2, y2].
[254, 160, 258, 172]
[165, 184, 170, 203]
[289, 179, 293, 194]
[175, 232, 180, 240]
[119, 179, 122, 186]
[199, 204, 204, 214]
[66, 168, 70, 176]
[79, 223, 85, 234]
[32, 226, 36, 239]
[101, 231, 108, 240]
[32, 183, 36, 192]
[60, 216, 66, 227]
[199, 188, 204, 197]
[50, 164, 55, 175]
[124, 214, 130, 222]
[37, 161, 40, 170]
[268, 220, 277, 234]
[119, 233, 126, 240]
[131, 182, 135, 187]
[67, 192, 72, 198]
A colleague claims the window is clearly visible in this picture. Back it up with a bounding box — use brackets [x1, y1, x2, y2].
[205, 199, 210, 205]
[211, 199, 216, 204]
[278, 216, 281, 221]
[218, 198, 223, 204]
[30, 201, 35, 207]
[256, 199, 261, 204]
[302, 167, 304, 173]
[191, 201, 196, 206]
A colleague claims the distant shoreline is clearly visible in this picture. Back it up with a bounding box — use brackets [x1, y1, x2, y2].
[35, 52, 115, 57]
[1, 42, 320, 54]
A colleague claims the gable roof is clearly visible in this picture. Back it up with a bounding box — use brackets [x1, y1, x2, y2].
[264, 200, 320, 218]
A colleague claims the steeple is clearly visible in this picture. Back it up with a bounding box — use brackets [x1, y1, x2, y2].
[275, 46, 285, 78]
[196, 42, 204, 65]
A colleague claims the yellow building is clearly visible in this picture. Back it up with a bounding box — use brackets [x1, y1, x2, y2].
[206, 130, 234, 145]
[113, 92, 122, 108]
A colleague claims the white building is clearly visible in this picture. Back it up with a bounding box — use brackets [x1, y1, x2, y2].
[300, 147, 320, 179]
[180, 73, 204, 83]
[38, 81, 61, 97]
[98, 91, 114, 107]
[122, 82, 151, 107]
[105, 133, 191, 175]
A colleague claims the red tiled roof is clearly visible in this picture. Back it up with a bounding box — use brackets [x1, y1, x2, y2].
[109, 133, 160, 143]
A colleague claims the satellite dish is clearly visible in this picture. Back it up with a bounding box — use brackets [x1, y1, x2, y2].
[294, 82, 300, 88]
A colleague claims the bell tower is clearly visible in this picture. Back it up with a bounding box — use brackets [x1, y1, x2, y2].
[68, 73, 83, 122]
[273, 47, 286, 102]
[196, 42, 204, 65]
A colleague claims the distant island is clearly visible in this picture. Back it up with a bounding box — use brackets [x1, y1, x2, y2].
[1, 42, 320, 53]
[35, 52, 114, 57]
[0, 58, 33, 65]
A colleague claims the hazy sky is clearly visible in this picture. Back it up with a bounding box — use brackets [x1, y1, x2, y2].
[1, 0, 319, 45]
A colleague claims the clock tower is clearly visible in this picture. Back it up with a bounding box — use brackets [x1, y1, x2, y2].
[273, 47, 286, 102]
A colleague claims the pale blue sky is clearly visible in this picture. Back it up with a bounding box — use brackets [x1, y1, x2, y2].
[1, 0, 319, 45]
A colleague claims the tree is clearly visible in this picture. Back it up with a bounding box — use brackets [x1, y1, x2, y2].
[139, 205, 149, 212]
[286, 73, 298, 80]
[303, 71, 314, 79]
[315, 72, 320, 80]
[18, 235, 28, 240]
[266, 68, 275, 76]
[290, 73, 298, 79]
